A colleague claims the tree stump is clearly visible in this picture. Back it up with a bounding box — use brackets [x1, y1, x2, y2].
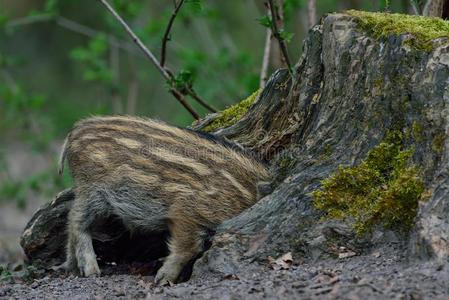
[20, 12, 449, 280]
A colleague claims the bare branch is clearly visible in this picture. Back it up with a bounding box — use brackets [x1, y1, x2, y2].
[260, 5, 272, 88]
[267, 0, 292, 74]
[6, 15, 142, 57]
[98, 0, 171, 80]
[161, 0, 185, 67]
[97, 0, 200, 119]
[159, 1, 217, 113]
[186, 87, 217, 112]
[5, 13, 54, 27]
[56, 17, 140, 55]
[170, 89, 200, 119]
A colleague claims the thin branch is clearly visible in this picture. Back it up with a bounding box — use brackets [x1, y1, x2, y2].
[5, 13, 54, 27]
[159, 1, 217, 113]
[267, 0, 292, 74]
[160, 0, 185, 67]
[186, 87, 217, 112]
[98, 0, 171, 80]
[97, 0, 200, 119]
[170, 89, 200, 119]
[56, 16, 140, 55]
[260, 5, 272, 88]
[6, 15, 142, 57]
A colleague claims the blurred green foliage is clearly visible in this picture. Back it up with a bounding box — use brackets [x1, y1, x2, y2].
[0, 0, 417, 207]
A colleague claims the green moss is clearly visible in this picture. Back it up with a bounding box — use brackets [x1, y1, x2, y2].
[373, 78, 383, 89]
[347, 10, 449, 52]
[312, 131, 426, 235]
[203, 89, 261, 132]
[411, 121, 424, 142]
[432, 132, 445, 154]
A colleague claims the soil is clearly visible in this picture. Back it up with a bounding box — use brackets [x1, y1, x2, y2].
[1, 246, 449, 299]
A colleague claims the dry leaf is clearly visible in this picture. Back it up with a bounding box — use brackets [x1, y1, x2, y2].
[268, 252, 293, 270]
[338, 251, 357, 259]
[223, 274, 240, 280]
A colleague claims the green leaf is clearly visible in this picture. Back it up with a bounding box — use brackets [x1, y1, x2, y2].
[258, 15, 272, 28]
[0, 13, 8, 29]
[70, 48, 90, 61]
[44, 0, 59, 15]
[28, 95, 46, 109]
[279, 30, 294, 43]
[283, 0, 304, 21]
[173, 69, 195, 90]
[88, 35, 108, 55]
[186, 0, 204, 13]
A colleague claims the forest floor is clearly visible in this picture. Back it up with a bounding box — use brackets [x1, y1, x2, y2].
[1, 245, 449, 299]
[1, 144, 449, 299]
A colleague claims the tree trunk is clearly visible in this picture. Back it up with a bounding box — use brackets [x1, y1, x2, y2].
[21, 12, 449, 281]
[423, 0, 445, 17]
[307, 0, 317, 27]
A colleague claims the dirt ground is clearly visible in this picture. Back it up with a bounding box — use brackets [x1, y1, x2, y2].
[1, 144, 449, 299]
[1, 247, 449, 299]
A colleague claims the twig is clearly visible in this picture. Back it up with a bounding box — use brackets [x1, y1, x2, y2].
[260, 4, 272, 88]
[56, 16, 141, 55]
[267, 0, 292, 74]
[160, 0, 185, 67]
[5, 13, 54, 27]
[98, 0, 171, 80]
[97, 0, 200, 119]
[159, 1, 217, 113]
[6, 15, 141, 57]
[186, 87, 217, 112]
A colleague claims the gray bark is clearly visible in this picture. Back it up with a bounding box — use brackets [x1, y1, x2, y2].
[193, 13, 449, 278]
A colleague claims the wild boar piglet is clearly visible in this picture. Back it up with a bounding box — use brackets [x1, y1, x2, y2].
[60, 116, 269, 284]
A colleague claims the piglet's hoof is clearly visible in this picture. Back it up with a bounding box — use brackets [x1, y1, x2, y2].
[154, 265, 177, 286]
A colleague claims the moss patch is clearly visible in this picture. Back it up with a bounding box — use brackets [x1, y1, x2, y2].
[432, 132, 445, 154]
[203, 89, 261, 132]
[312, 132, 426, 235]
[347, 10, 449, 52]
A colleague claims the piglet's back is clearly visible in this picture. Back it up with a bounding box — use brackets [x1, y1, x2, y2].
[61, 116, 268, 207]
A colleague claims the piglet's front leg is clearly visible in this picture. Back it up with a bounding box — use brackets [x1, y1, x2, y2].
[154, 216, 205, 285]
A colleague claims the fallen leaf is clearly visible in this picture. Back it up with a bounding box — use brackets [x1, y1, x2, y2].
[372, 250, 381, 258]
[223, 274, 239, 280]
[268, 252, 293, 270]
[338, 251, 357, 259]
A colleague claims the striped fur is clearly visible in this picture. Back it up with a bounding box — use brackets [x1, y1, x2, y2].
[61, 115, 269, 284]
